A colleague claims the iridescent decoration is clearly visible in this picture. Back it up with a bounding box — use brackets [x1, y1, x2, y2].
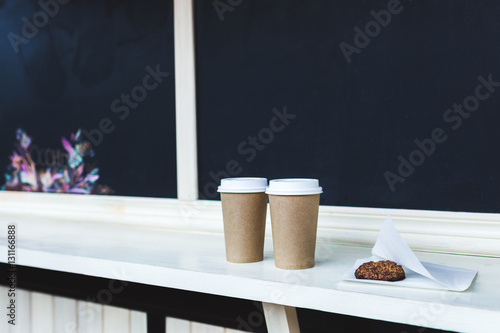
[2, 129, 112, 194]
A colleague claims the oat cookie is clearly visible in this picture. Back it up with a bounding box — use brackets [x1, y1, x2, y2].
[355, 260, 405, 281]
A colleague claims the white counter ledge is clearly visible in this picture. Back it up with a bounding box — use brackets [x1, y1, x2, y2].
[1, 217, 499, 333]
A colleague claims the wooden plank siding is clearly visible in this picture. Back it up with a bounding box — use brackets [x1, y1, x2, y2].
[0, 288, 242, 333]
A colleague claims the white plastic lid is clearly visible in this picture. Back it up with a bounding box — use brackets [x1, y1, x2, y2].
[266, 178, 323, 195]
[217, 177, 268, 193]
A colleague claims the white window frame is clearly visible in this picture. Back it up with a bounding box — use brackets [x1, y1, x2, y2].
[0, 0, 499, 257]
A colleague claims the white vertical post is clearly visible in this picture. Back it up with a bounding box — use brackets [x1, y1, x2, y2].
[103, 305, 130, 333]
[78, 300, 103, 333]
[166, 317, 191, 332]
[191, 322, 226, 332]
[0, 286, 9, 333]
[174, 0, 199, 200]
[15, 289, 31, 333]
[130, 310, 147, 333]
[54, 296, 78, 333]
[31, 292, 54, 333]
[262, 303, 300, 333]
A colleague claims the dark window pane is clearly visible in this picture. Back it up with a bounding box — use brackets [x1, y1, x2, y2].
[0, 0, 176, 198]
[195, 0, 500, 212]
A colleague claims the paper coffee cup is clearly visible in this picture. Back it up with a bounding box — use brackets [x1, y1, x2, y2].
[218, 178, 268, 263]
[266, 179, 322, 269]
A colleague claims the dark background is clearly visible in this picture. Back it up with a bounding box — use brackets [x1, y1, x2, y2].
[0, 0, 177, 198]
[196, 0, 500, 213]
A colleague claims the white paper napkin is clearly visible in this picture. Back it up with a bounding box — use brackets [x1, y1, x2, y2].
[344, 215, 478, 291]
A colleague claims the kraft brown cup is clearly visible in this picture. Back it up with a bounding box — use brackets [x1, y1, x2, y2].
[268, 193, 320, 269]
[221, 192, 268, 263]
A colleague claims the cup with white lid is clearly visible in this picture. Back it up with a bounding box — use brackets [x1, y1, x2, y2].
[218, 177, 268, 263]
[266, 178, 322, 269]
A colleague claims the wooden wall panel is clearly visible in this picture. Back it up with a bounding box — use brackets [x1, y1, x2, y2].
[77, 300, 103, 333]
[190, 321, 225, 333]
[165, 317, 245, 333]
[31, 292, 54, 333]
[0, 288, 242, 333]
[166, 317, 191, 332]
[54, 296, 77, 333]
[130, 310, 147, 333]
[103, 305, 130, 333]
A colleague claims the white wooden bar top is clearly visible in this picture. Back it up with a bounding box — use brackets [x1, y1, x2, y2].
[1, 217, 499, 333]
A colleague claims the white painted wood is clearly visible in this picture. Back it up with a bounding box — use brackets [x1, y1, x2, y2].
[1, 218, 499, 333]
[130, 310, 147, 333]
[191, 322, 225, 333]
[54, 296, 77, 333]
[16, 289, 31, 333]
[103, 305, 130, 333]
[174, 0, 198, 200]
[262, 303, 300, 333]
[0, 286, 9, 333]
[224, 328, 246, 333]
[31, 292, 54, 333]
[166, 317, 191, 332]
[77, 300, 103, 333]
[0, 288, 29, 333]
[0, 191, 499, 256]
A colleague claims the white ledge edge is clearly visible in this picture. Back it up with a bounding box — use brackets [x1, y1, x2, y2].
[0, 191, 499, 257]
